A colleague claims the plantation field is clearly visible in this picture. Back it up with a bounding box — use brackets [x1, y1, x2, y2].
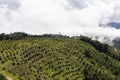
[0, 37, 120, 80]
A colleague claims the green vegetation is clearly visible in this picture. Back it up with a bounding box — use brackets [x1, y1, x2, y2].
[0, 73, 6, 80]
[0, 33, 120, 80]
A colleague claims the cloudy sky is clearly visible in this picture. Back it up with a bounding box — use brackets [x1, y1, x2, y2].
[0, 0, 120, 41]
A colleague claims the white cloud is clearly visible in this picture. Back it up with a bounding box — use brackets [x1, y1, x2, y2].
[0, 0, 120, 43]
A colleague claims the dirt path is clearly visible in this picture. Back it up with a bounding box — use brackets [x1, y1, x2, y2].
[5, 75, 13, 80]
[2, 72, 13, 80]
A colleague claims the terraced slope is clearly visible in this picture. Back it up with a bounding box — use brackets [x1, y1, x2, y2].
[0, 37, 120, 80]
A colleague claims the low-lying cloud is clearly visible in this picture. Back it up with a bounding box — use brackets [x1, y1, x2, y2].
[0, 0, 120, 44]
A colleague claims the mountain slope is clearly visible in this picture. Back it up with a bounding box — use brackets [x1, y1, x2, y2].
[0, 37, 120, 80]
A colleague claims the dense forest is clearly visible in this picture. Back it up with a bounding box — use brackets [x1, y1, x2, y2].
[0, 32, 67, 40]
[0, 32, 120, 80]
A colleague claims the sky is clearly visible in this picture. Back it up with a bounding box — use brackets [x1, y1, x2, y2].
[0, 0, 120, 43]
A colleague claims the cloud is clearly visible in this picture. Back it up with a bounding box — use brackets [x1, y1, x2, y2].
[0, 0, 120, 44]
[0, 0, 20, 10]
[67, 0, 88, 9]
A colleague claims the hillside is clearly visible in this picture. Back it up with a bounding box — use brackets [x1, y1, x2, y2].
[0, 34, 120, 80]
